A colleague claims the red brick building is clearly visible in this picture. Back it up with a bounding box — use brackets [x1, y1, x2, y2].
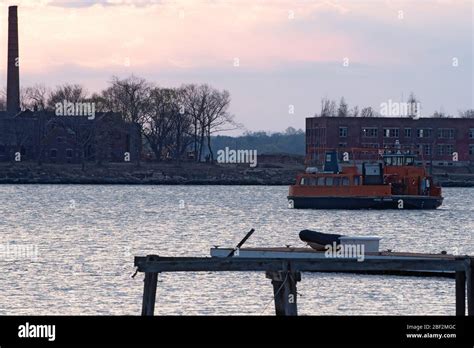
[306, 116, 474, 165]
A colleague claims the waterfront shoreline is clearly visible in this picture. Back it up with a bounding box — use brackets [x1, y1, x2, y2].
[1, 162, 473, 187]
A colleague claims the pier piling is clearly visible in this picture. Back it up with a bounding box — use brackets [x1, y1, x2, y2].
[455, 271, 466, 316]
[467, 258, 473, 316]
[266, 269, 301, 316]
[140, 255, 159, 316]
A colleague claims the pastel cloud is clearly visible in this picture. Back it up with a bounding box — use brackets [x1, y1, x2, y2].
[0, 0, 471, 133]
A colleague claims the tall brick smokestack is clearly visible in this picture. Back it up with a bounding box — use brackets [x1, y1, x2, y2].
[7, 6, 20, 116]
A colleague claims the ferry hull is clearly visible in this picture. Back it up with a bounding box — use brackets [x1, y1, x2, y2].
[288, 196, 443, 210]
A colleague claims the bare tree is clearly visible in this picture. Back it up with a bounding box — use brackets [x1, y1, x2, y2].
[181, 84, 209, 161]
[320, 98, 337, 117]
[203, 88, 234, 161]
[337, 97, 349, 117]
[351, 105, 359, 117]
[24, 84, 50, 111]
[433, 110, 451, 118]
[142, 87, 178, 161]
[407, 92, 419, 118]
[47, 84, 89, 110]
[459, 109, 474, 118]
[172, 87, 194, 162]
[101, 75, 151, 164]
[361, 106, 375, 117]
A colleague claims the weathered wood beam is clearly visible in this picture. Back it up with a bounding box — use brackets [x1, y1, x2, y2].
[134, 256, 466, 273]
[455, 271, 466, 316]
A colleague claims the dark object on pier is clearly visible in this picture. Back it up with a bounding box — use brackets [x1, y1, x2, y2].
[227, 228, 255, 257]
[299, 229, 343, 250]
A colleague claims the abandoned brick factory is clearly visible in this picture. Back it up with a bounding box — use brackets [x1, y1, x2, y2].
[0, 6, 140, 164]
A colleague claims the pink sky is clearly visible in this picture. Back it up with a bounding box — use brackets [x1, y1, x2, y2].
[0, 0, 472, 133]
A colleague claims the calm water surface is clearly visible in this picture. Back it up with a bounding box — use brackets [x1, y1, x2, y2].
[0, 185, 472, 315]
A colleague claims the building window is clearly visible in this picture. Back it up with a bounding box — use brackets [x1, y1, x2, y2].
[469, 129, 474, 139]
[57, 136, 65, 143]
[362, 127, 378, 138]
[437, 144, 455, 157]
[383, 128, 399, 138]
[404, 128, 412, 137]
[338, 143, 347, 148]
[417, 128, 432, 138]
[423, 144, 431, 156]
[339, 127, 348, 137]
[50, 149, 58, 158]
[66, 149, 73, 158]
[470, 144, 474, 156]
[438, 128, 455, 139]
[437, 145, 444, 156]
[446, 144, 454, 156]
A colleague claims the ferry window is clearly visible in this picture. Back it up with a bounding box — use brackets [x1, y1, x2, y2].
[300, 178, 306, 185]
[342, 177, 350, 186]
[354, 176, 361, 185]
[326, 177, 334, 186]
[405, 157, 414, 165]
[317, 177, 325, 186]
[309, 178, 317, 186]
[333, 177, 340, 186]
[384, 157, 392, 165]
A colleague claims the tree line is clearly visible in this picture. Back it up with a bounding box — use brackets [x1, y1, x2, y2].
[0, 76, 236, 162]
[316, 93, 474, 118]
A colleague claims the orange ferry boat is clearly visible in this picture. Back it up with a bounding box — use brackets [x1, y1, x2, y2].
[288, 147, 443, 209]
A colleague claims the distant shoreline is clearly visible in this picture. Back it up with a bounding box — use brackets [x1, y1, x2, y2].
[0, 162, 473, 187]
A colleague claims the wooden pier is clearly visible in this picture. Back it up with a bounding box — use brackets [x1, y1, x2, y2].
[134, 252, 474, 316]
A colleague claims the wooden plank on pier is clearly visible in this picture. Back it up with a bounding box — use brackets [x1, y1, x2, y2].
[134, 256, 465, 274]
[455, 271, 466, 316]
